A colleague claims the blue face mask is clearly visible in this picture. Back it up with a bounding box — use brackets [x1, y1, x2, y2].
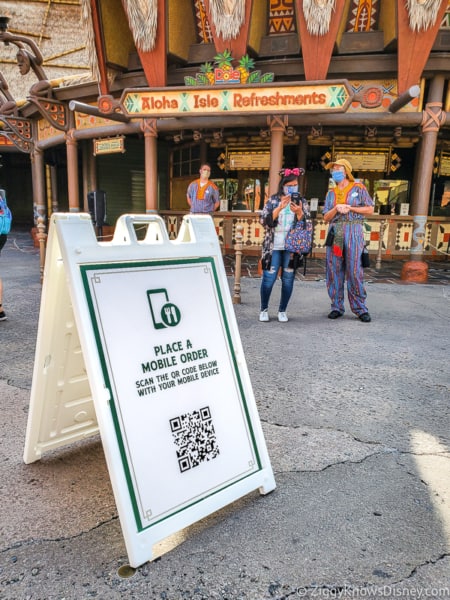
[284, 185, 298, 195]
[331, 171, 345, 183]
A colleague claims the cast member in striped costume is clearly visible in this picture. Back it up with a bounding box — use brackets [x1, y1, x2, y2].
[187, 163, 220, 214]
[323, 159, 374, 323]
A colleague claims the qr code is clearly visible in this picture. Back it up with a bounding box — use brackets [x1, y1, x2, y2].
[170, 406, 220, 473]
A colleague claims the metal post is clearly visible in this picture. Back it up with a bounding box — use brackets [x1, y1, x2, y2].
[233, 224, 243, 304]
[375, 219, 386, 270]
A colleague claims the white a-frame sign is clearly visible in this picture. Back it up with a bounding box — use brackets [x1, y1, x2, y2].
[24, 213, 276, 568]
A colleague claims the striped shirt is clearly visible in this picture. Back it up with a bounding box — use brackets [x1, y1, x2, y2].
[187, 179, 219, 213]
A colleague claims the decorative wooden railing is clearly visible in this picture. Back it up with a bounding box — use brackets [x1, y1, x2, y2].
[159, 211, 450, 260]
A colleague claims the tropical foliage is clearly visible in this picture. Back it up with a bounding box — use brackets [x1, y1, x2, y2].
[184, 50, 274, 86]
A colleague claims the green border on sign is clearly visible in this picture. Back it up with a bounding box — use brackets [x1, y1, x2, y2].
[80, 256, 262, 531]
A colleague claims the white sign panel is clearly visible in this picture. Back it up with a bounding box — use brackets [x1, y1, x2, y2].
[81, 258, 261, 529]
[309, 198, 319, 211]
[400, 203, 409, 216]
[24, 213, 275, 568]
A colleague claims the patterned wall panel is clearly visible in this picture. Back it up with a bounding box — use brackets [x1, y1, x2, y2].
[395, 221, 433, 252]
[215, 217, 225, 246]
[365, 219, 388, 252]
[313, 219, 329, 249]
[347, 79, 421, 113]
[395, 222, 413, 251]
[269, 0, 296, 34]
[346, 0, 380, 32]
[441, 0, 450, 28]
[165, 215, 183, 240]
[435, 223, 450, 255]
[230, 216, 264, 251]
[194, 0, 213, 43]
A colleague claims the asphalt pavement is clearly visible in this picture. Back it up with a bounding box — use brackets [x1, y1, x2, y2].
[1, 229, 449, 600]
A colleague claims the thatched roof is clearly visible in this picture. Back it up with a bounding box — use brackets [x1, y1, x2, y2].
[0, 0, 92, 102]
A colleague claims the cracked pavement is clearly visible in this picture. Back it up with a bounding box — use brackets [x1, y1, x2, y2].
[0, 231, 449, 599]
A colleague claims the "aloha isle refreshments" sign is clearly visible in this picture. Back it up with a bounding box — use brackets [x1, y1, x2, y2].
[121, 81, 352, 118]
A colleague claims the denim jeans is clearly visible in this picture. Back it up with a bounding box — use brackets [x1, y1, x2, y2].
[260, 250, 295, 312]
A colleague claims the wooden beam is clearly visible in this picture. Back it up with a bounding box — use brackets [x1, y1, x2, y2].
[203, 0, 253, 59]
[89, 0, 110, 96]
[295, 0, 346, 81]
[397, 0, 449, 94]
[121, 0, 167, 87]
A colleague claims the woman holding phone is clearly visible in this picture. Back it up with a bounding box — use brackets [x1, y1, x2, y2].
[259, 168, 309, 323]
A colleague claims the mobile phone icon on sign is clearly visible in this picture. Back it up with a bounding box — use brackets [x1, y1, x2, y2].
[147, 288, 181, 329]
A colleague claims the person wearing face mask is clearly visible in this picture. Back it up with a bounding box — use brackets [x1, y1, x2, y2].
[323, 159, 374, 323]
[187, 163, 220, 214]
[259, 167, 309, 323]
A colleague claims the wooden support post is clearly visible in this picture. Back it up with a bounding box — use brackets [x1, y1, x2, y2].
[31, 146, 46, 227]
[297, 135, 308, 196]
[65, 129, 80, 212]
[142, 119, 158, 213]
[402, 75, 446, 282]
[233, 224, 244, 304]
[375, 219, 386, 270]
[268, 116, 287, 196]
[36, 217, 47, 283]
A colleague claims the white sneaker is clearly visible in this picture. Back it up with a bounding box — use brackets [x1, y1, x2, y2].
[278, 311, 288, 322]
[259, 309, 269, 322]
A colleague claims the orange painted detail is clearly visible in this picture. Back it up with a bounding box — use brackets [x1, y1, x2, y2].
[397, 0, 449, 94]
[400, 260, 429, 283]
[361, 86, 383, 108]
[269, 0, 295, 33]
[91, 0, 110, 96]
[135, 0, 167, 86]
[295, 0, 346, 81]
[203, 0, 253, 59]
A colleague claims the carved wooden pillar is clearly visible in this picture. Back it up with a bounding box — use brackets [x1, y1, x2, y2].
[141, 119, 158, 213]
[233, 224, 244, 305]
[401, 75, 446, 282]
[268, 116, 287, 196]
[65, 129, 80, 212]
[45, 164, 52, 217]
[31, 146, 46, 226]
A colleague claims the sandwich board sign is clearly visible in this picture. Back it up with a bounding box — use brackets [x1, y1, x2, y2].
[23, 213, 276, 568]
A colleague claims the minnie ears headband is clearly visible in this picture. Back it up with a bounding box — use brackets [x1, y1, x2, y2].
[279, 168, 305, 177]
